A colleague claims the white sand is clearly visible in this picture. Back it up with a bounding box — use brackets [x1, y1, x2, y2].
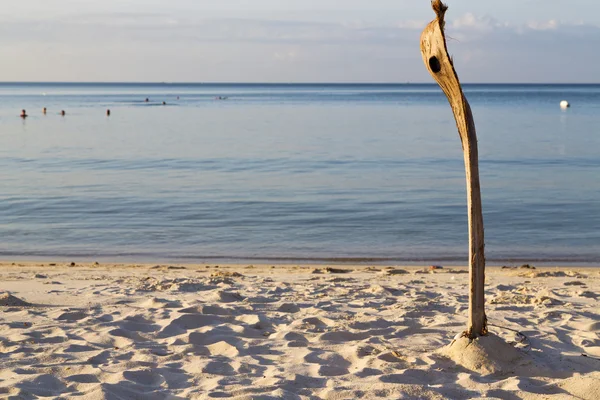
[1, 262, 599, 399]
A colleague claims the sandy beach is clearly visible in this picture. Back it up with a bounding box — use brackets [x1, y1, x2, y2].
[0, 262, 599, 399]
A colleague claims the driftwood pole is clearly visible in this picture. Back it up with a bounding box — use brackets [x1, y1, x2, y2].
[420, 0, 487, 338]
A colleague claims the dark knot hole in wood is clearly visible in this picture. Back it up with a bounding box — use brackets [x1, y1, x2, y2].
[429, 56, 441, 73]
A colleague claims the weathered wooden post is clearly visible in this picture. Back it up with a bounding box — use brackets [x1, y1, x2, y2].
[420, 0, 487, 338]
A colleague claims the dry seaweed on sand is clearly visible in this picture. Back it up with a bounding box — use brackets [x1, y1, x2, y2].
[325, 267, 352, 274]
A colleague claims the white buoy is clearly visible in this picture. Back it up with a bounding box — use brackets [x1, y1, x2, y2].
[560, 100, 570, 109]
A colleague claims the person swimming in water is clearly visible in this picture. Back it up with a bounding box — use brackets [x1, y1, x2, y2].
[162, 101, 166, 105]
[20, 109, 28, 118]
[145, 98, 149, 102]
[60, 110, 66, 116]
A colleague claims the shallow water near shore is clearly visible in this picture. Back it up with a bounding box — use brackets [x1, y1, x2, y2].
[1, 83, 599, 264]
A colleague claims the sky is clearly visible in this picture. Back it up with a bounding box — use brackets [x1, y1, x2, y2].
[1, 0, 599, 83]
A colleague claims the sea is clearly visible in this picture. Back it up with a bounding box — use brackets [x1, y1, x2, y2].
[1, 83, 599, 265]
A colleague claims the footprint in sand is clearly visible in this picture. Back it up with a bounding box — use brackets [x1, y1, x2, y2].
[206, 290, 245, 303]
[317, 365, 349, 377]
[202, 360, 237, 376]
[96, 314, 114, 322]
[246, 295, 280, 304]
[236, 314, 273, 330]
[63, 344, 99, 353]
[179, 304, 234, 315]
[123, 369, 166, 387]
[15, 374, 67, 397]
[188, 326, 244, 347]
[140, 297, 182, 309]
[108, 328, 148, 342]
[159, 314, 227, 337]
[305, 350, 351, 377]
[319, 330, 369, 342]
[65, 374, 100, 384]
[87, 350, 110, 365]
[355, 345, 381, 358]
[293, 317, 335, 333]
[277, 303, 300, 313]
[276, 331, 309, 348]
[120, 315, 161, 333]
[57, 311, 88, 322]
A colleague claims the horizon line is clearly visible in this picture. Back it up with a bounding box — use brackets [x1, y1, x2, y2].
[1, 81, 600, 85]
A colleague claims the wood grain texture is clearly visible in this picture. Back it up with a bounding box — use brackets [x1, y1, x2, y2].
[420, 0, 487, 338]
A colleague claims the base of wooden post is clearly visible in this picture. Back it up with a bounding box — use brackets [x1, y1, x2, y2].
[442, 333, 524, 375]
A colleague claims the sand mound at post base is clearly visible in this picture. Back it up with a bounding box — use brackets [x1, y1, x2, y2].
[0, 292, 32, 307]
[441, 333, 524, 375]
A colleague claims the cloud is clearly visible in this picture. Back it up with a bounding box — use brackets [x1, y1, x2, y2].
[446, 13, 600, 39]
[273, 50, 298, 61]
[0, 14, 422, 46]
[1, 11, 600, 82]
[441, 15, 600, 82]
[452, 13, 506, 31]
[3, 12, 599, 46]
[526, 20, 559, 31]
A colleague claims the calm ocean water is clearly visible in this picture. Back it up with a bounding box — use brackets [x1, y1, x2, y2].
[1, 83, 599, 265]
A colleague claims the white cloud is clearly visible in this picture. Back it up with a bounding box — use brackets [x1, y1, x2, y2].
[526, 20, 559, 31]
[2, 12, 597, 45]
[452, 13, 505, 31]
[1, 11, 600, 82]
[273, 50, 299, 61]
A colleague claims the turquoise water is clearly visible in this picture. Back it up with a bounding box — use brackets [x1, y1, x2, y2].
[1, 83, 599, 264]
